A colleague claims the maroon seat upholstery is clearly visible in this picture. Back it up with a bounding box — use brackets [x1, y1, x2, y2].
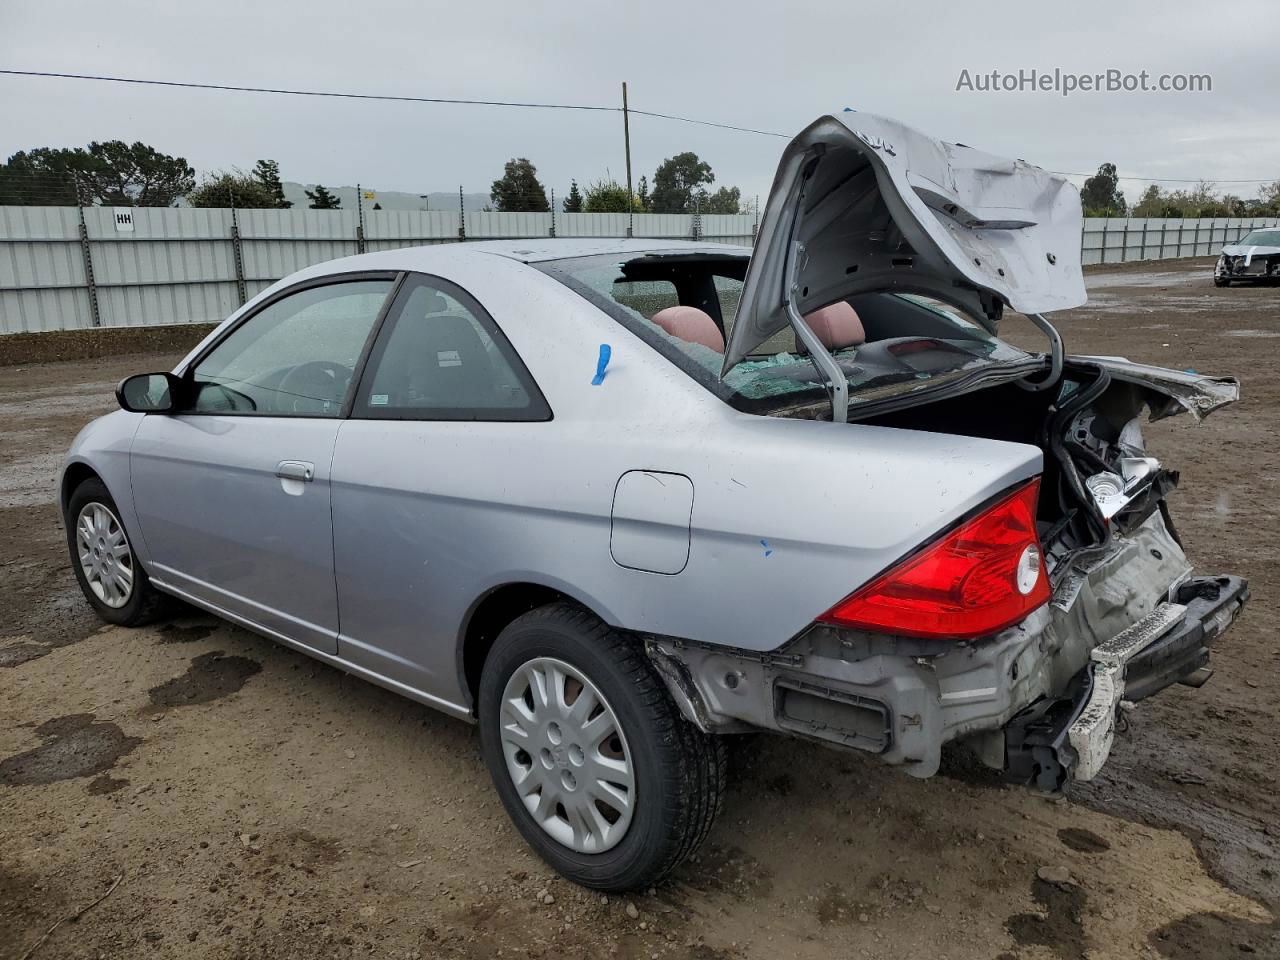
[650, 306, 725, 353]
[802, 302, 865, 350]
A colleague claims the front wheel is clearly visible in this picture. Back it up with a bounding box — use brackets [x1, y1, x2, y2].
[65, 477, 169, 626]
[1213, 275, 1231, 287]
[478, 603, 725, 891]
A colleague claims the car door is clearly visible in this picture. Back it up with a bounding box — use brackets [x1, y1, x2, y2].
[129, 274, 397, 654]
[330, 273, 551, 706]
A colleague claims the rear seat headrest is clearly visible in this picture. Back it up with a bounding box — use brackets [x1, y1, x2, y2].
[802, 302, 865, 350]
[650, 305, 725, 353]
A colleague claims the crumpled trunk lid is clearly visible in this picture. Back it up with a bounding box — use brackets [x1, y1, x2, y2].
[724, 112, 1087, 373]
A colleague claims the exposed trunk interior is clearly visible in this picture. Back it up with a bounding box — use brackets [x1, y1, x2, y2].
[850, 363, 1180, 574]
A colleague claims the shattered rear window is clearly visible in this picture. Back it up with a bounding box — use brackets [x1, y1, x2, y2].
[538, 251, 1032, 412]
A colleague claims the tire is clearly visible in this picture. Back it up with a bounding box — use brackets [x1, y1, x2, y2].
[1213, 276, 1231, 287]
[65, 477, 169, 627]
[478, 602, 725, 891]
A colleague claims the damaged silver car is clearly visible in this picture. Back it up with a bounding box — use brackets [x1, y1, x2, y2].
[1215, 227, 1280, 286]
[62, 111, 1246, 891]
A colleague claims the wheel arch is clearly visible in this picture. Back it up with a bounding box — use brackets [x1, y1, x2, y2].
[457, 580, 615, 715]
[60, 460, 104, 513]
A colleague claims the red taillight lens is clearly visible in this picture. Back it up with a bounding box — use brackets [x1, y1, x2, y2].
[818, 478, 1051, 639]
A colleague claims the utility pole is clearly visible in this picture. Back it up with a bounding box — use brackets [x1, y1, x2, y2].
[622, 81, 633, 238]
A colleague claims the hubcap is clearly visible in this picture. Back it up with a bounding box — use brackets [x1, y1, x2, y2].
[499, 657, 635, 854]
[76, 502, 134, 609]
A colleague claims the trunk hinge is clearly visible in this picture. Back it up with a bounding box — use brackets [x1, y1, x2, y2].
[785, 241, 848, 423]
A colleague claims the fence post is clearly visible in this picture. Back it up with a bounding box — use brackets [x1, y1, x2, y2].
[230, 205, 247, 306]
[355, 183, 366, 254]
[1176, 220, 1184, 258]
[458, 186, 466, 242]
[691, 196, 702, 241]
[1139, 218, 1147, 261]
[1100, 219, 1108, 264]
[74, 175, 102, 328]
[549, 189, 556, 238]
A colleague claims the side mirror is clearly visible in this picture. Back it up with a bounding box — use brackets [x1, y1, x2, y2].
[116, 372, 180, 413]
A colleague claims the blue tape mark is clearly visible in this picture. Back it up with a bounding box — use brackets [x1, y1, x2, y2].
[591, 343, 612, 386]
[760, 539, 773, 558]
[1184, 368, 1198, 374]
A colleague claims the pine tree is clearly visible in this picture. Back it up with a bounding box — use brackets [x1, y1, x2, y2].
[305, 184, 341, 209]
[490, 158, 550, 212]
[563, 179, 584, 213]
[252, 159, 291, 208]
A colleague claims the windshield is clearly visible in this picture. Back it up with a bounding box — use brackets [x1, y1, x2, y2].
[1238, 229, 1280, 247]
[538, 251, 1032, 414]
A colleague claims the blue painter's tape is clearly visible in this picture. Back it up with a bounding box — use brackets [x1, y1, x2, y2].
[760, 539, 773, 558]
[592, 343, 612, 385]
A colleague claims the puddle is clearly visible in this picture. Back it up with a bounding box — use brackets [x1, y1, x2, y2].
[1006, 877, 1088, 960]
[0, 714, 141, 786]
[0, 642, 49, 668]
[1149, 911, 1277, 957]
[1058, 827, 1112, 854]
[157, 623, 217, 644]
[147, 651, 261, 709]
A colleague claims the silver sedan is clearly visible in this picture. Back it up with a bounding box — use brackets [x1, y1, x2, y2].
[62, 112, 1247, 890]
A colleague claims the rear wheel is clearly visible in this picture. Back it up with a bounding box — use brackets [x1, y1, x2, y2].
[65, 477, 168, 626]
[478, 603, 725, 891]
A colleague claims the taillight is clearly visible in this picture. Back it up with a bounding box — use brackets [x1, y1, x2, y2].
[818, 478, 1051, 639]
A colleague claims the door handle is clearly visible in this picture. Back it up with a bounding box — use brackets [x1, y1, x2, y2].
[276, 460, 315, 482]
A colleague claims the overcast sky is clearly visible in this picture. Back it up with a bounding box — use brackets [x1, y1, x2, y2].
[3, 0, 1277, 206]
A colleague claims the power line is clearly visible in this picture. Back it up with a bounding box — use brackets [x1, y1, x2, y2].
[1052, 171, 1275, 185]
[1, 69, 1276, 185]
[0, 69, 619, 113]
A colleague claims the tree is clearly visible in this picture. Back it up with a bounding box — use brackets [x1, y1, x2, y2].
[0, 140, 193, 206]
[490, 158, 549, 212]
[186, 171, 278, 208]
[305, 184, 341, 209]
[252, 159, 291, 208]
[562, 179, 584, 213]
[583, 179, 642, 213]
[1259, 180, 1280, 215]
[1079, 163, 1127, 216]
[650, 152, 714, 213]
[1131, 184, 1165, 217]
[0, 147, 84, 204]
[636, 175, 650, 211]
[372, 202, 382, 210]
[702, 185, 741, 214]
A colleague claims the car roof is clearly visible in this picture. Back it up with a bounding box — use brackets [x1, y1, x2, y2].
[460, 238, 750, 263]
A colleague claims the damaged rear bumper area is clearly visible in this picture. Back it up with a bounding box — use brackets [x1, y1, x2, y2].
[645, 512, 1247, 786]
[1004, 573, 1247, 791]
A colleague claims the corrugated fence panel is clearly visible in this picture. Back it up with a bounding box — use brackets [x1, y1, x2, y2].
[0, 207, 86, 334]
[364, 210, 460, 251]
[5, 208, 1280, 334]
[559, 213, 630, 237]
[468, 211, 551, 238]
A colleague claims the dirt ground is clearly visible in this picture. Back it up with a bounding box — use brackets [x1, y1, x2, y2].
[1, 256, 1277, 960]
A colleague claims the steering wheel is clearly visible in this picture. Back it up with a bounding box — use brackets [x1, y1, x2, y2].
[277, 360, 353, 414]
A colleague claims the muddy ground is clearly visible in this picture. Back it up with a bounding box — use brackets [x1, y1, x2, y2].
[1, 256, 1277, 960]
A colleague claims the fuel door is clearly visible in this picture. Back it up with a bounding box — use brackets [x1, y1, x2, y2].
[610, 470, 694, 575]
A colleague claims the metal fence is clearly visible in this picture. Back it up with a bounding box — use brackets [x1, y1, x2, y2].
[1080, 216, 1279, 266]
[1, 206, 1277, 336]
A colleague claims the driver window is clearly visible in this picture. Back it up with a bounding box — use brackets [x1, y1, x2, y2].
[189, 279, 393, 416]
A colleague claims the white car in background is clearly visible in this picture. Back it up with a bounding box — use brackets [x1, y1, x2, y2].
[1215, 227, 1280, 286]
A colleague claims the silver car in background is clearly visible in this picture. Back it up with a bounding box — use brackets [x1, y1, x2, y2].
[1215, 226, 1280, 285]
[62, 113, 1247, 890]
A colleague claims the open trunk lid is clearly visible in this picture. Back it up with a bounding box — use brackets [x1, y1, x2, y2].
[723, 112, 1087, 373]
